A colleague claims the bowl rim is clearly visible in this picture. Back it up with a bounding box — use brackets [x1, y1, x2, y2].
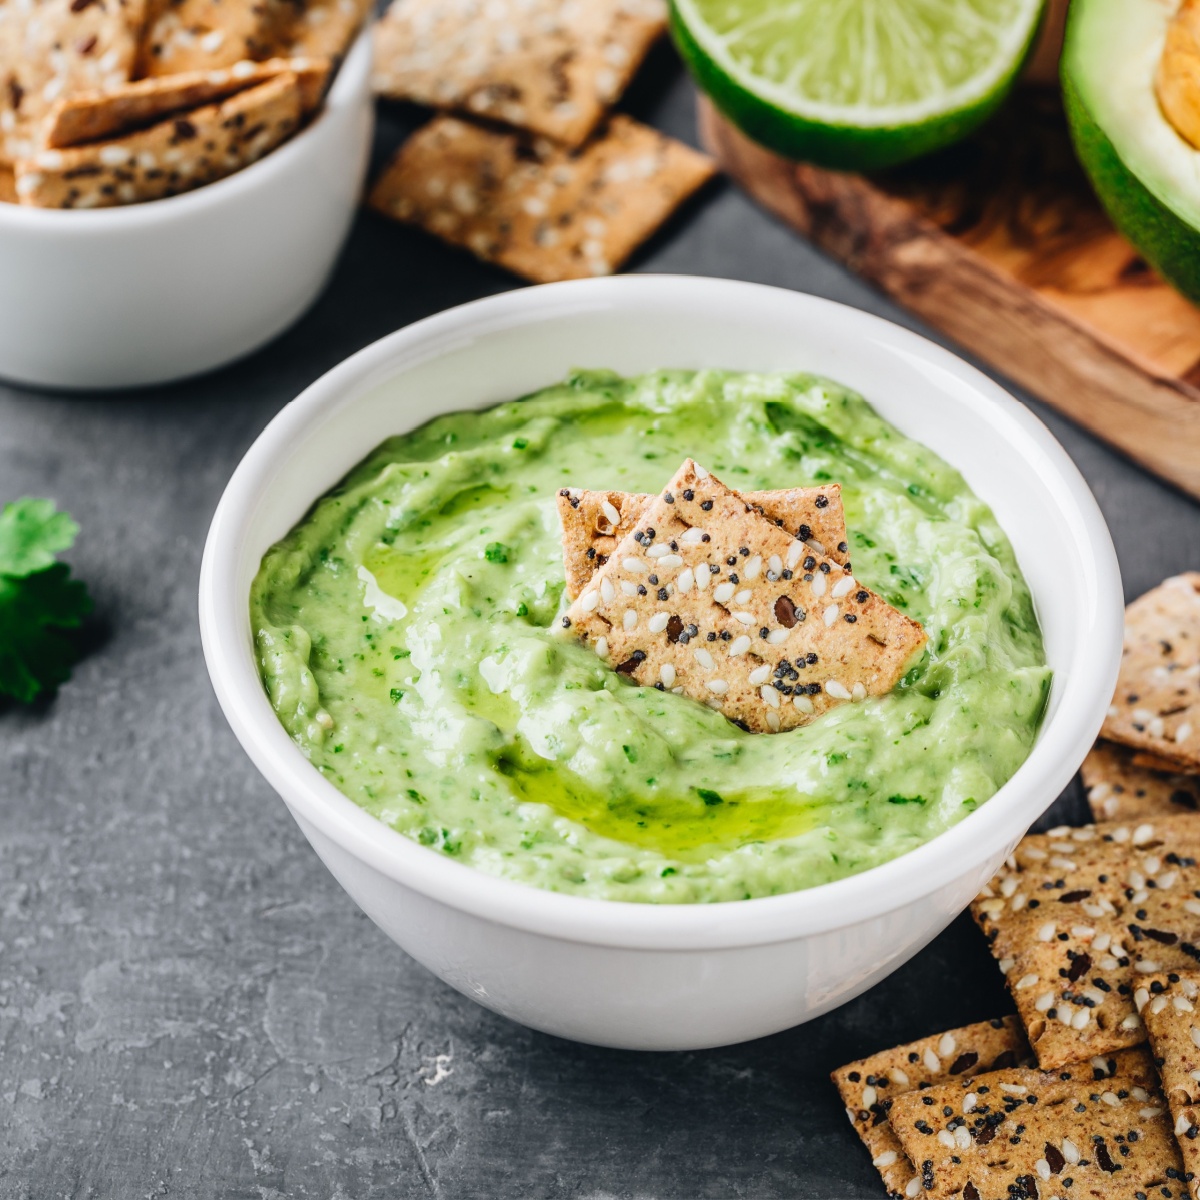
[199, 275, 1123, 951]
[0, 25, 371, 229]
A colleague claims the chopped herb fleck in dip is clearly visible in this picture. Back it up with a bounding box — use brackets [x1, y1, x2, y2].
[250, 370, 1050, 903]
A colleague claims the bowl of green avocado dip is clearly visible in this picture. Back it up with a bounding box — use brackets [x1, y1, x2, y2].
[201, 277, 1122, 1049]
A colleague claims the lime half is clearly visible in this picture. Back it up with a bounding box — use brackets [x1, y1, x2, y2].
[672, 0, 1046, 170]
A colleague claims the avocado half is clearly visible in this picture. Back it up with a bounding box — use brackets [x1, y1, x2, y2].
[1063, 0, 1200, 304]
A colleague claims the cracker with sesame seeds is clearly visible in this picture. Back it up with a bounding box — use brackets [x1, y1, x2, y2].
[557, 459, 927, 734]
[557, 485, 849, 601]
[1102, 573, 1200, 773]
[41, 56, 329, 148]
[887, 1060, 1184, 1200]
[1140, 970, 1200, 1199]
[0, 0, 145, 164]
[368, 114, 716, 284]
[971, 815, 1200, 1070]
[0, 165, 14, 203]
[13, 71, 300, 208]
[1083, 741, 1200, 822]
[135, 0, 291, 78]
[831, 1017, 1032, 1200]
[371, 0, 666, 148]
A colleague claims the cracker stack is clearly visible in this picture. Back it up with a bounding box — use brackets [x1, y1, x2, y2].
[368, 0, 716, 282]
[830, 1018, 1034, 1198]
[556, 460, 926, 734]
[831, 572, 1200, 1198]
[0, 0, 369, 208]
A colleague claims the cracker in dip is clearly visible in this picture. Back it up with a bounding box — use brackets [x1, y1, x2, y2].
[559, 459, 926, 733]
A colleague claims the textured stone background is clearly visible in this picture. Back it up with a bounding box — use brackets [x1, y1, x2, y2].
[3, 48, 1200, 1200]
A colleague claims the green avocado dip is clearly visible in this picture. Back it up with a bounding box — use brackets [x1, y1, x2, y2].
[250, 369, 1051, 904]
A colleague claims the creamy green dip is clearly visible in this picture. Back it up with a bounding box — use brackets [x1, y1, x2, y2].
[251, 370, 1050, 903]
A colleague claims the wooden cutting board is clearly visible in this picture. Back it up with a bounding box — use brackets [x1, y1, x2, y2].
[698, 91, 1200, 501]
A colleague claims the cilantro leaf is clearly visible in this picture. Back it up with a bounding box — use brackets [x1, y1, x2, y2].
[0, 498, 93, 704]
[0, 565, 93, 702]
[0, 497, 79, 578]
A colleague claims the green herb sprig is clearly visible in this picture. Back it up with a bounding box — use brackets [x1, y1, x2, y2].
[0, 498, 93, 703]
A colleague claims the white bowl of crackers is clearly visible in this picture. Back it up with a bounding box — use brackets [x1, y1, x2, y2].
[201, 276, 1125, 1057]
[0, 0, 372, 389]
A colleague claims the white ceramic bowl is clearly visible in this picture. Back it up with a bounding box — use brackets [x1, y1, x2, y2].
[200, 276, 1122, 1051]
[0, 30, 373, 391]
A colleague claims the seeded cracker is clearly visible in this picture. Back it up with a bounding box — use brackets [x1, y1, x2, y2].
[887, 1059, 1184, 1199]
[0, 0, 145, 164]
[972, 814, 1200, 1070]
[14, 73, 300, 209]
[1102, 573, 1200, 772]
[1083, 740, 1200, 821]
[42, 57, 329, 149]
[1140, 971, 1200, 1199]
[831, 1017, 1032, 1199]
[558, 460, 926, 734]
[371, 0, 666, 148]
[557, 485, 849, 600]
[137, 0, 291, 76]
[0, 166, 14, 204]
[368, 115, 716, 284]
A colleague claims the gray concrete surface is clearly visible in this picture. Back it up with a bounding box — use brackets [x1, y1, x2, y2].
[3, 51, 1200, 1200]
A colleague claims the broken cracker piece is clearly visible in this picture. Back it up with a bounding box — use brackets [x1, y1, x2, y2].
[887, 1062, 1183, 1199]
[1102, 573, 1200, 772]
[1083, 740, 1200, 821]
[14, 72, 301, 209]
[281, 0, 371, 61]
[42, 56, 329, 149]
[368, 114, 716, 285]
[557, 484, 849, 600]
[0, 0, 145, 164]
[971, 814, 1200, 1069]
[371, 0, 666, 148]
[831, 1017, 1032, 1200]
[1141, 970, 1200, 1199]
[558, 459, 926, 734]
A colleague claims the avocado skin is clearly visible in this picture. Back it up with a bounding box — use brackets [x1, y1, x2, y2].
[1062, 58, 1200, 304]
[669, 0, 1040, 172]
